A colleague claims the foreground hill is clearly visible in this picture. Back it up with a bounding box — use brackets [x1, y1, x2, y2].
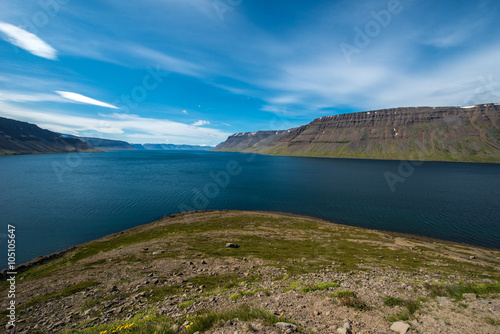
[1, 211, 499, 333]
[0, 117, 95, 156]
[214, 104, 500, 162]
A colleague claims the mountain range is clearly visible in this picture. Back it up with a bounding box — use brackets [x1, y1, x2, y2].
[0, 117, 95, 156]
[214, 103, 500, 163]
[0, 117, 213, 155]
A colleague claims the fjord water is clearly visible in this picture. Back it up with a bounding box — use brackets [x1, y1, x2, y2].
[1, 150, 499, 266]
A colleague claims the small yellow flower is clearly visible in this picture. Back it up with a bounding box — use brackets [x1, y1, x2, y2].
[280, 312, 284, 316]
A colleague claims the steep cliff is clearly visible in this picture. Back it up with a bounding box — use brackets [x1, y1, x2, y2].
[0, 117, 96, 156]
[213, 130, 288, 151]
[214, 104, 500, 162]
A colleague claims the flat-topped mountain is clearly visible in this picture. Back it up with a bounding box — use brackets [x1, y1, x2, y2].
[0, 117, 95, 156]
[214, 104, 500, 162]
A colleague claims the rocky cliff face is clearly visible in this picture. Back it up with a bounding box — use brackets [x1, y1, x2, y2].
[214, 104, 500, 162]
[213, 130, 288, 151]
[0, 117, 95, 155]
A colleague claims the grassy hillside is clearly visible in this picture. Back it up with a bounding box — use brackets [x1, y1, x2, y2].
[1, 211, 499, 333]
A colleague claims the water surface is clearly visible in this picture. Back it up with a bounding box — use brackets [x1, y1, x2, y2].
[1, 150, 499, 266]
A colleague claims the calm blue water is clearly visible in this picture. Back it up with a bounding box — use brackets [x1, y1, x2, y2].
[1, 150, 499, 267]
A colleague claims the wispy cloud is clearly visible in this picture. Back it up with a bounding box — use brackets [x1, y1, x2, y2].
[0, 21, 57, 60]
[55, 91, 119, 109]
[182, 109, 188, 114]
[0, 91, 65, 103]
[191, 120, 211, 126]
[0, 102, 231, 145]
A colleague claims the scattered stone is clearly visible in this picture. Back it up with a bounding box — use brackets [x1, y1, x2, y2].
[390, 321, 410, 334]
[276, 322, 297, 333]
[469, 256, 476, 259]
[171, 324, 179, 332]
[337, 327, 352, 334]
[437, 296, 451, 305]
[463, 293, 477, 300]
[226, 243, 240, 248]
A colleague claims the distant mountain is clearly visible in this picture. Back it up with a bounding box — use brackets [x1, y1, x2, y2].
[214, 103, 500, 163]
[133, 143, 214, 151]
[64, 135, 137, 151]
[0, 117, 95, 156]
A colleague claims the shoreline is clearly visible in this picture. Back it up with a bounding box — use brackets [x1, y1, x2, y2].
[211, 149, 500, 164]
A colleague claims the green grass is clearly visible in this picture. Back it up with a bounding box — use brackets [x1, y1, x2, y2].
[384, 296, 422, 322]
[485, 316, 500, 326]
[179, 299, 197, 310]
[331, 290, 357, 298]
[301, 282, 340, 293]
[383, 296, 405, 307]
[425, 283, 500, 300]
[66, 304, 296, 334]
[330, 290, 369, 311]
[230, 288, 268, 300]
[20, 281, 100, 310]
[283, 281, 303, 292]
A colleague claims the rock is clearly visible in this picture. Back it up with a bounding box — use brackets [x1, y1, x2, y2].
[276, 322, 297, 332]
[437, 296, 451, 305]
[171, 324, 179, 332]
[337, 328, 352, 334]
[462, 293, 477, 300]
[201, 259, 207, 264]
[390, 321, 410, 333]
[110, 285, 118, 292]
[469, 256, 476, 259]
[313, 310, 321, 316]
[343, 321, 351, 329]
[226, 243, 240, 248]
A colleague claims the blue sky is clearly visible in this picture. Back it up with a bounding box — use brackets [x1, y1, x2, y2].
[0, 0, 499, 145]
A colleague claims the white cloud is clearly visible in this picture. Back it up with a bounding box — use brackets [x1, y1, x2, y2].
[0, 91, 66, 103]
[182, 109, 188, 114]
[0, 102, 231, 145]
[191, 120, 211, 126]
[55, 91, 119, 109]
[0, 21, 57, 60]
